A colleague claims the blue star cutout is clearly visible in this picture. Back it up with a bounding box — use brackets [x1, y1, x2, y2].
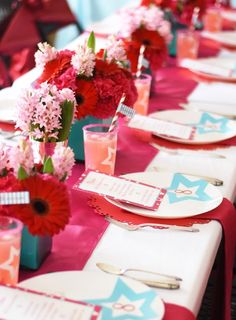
[167, 173, 212, 204]
[196, 112, 230, 134]
[85, 277, 158, 319]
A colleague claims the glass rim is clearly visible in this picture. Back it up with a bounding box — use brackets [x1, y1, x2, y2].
[0, 215, 23, 236]
[83, 123, 118, 133]
[132, 73, 152, 80]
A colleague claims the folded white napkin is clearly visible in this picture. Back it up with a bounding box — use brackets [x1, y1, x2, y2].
[221, 10, 236, 22]
[187, 82, 236, 105]
[180, 57, 236, 77]
[201, 31, 236, 46]
[146, 151, 236, 201]
[0, 87, 19, 122]
[182, 101, 236, 118]
[218, 48, 236, 59]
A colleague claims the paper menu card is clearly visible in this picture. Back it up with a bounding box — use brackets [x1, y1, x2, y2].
[0, 284, 101, 320]
[74, 170, 166, 210]
[128, 114, 195, 140]
[180, 57, 236, 77]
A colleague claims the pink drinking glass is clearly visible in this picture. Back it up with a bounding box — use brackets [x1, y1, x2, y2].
[133, 74, 152, 115]
[83, 123, 118, 175]
[0, 216, 23, 285]
[177, 30, 199, 64]
[204, 8, 222, 32]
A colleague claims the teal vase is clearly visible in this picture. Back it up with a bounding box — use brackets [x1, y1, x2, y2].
[20, 226, 52, 270]
[68, 116, 111, 161]
[164, 10, 187, 57]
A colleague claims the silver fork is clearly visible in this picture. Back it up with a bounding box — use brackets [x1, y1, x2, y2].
[105, 217, 200, 233]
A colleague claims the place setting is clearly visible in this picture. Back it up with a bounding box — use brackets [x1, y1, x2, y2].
[179, 56, 236, 82]
[127, 110, 236, 146]
[180, 83, 236, 127]
[2, 270, 166, 320]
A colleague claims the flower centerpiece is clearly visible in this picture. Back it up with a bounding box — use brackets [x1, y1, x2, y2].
[140, 0, 206, 26]
[139, 0, 205, 57]
[33, 34, 138, 160]
[118, 5, 172, 74]
[15, 82, 76, 160]
[0, 139, 75, 269]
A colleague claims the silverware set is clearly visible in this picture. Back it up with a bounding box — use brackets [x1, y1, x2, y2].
[96, 262, 181, 289]
[150, 143, 224, 186]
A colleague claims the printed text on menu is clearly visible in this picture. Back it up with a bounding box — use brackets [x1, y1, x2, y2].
[75, 171, 166, 210]
[0, 285, 100, 320]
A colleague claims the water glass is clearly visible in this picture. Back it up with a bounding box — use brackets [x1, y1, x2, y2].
[0, 216, 23, 285]
[177, 30, 199, 64]
[204, 8, 222, 32]
[83, 124, 118, 175]
[133, 74, 152, 115]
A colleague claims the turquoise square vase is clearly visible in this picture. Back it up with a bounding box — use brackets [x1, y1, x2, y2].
[20, 226, 52, 270]
[168, 21, 187, 57]
[68, 116, 111, 161]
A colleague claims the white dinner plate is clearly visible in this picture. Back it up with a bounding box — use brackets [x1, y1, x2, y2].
[150, 110, 236, 144]
[106, 172, 223, 219]
[19, 271, 165, 320]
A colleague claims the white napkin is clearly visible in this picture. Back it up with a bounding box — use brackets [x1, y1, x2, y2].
[221, 10, 236, 22]
[187, 82, 236, 105]
[0, 87, 20, 122]
[146, 151, 236, 201]
[201, 31, 236, 46]
[218, 48, 236, 59]
[180, 57, 236, 77]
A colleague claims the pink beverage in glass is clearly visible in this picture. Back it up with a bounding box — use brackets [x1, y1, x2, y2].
[133, 74, 152, 115]
[177, 30, 199, 64]
[204, 8, 222, 32]
[83, 124, 118, 175]
[0, 216, 23, 285]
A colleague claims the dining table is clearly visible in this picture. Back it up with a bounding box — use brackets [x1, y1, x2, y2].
[1, 3, 236, 320]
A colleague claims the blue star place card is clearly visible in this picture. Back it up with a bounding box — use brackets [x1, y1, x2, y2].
[74, 170, 166, 211]
[128, 114, 196, 140]
[0, 284, 101, 320]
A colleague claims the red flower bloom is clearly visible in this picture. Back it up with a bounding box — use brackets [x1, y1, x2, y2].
[132, 27, 166, 50]
[13, 174, 71, 236]
[124, 27, 168, 72]
[36, 44, 137, 119]
[91, 59, 137, 119]
[75, 79, 98, 120]
[0, 174, 19, 216]
[95, 58, 121, 76]
[39, 50, 74, 84]
[140, 0, 171, 8]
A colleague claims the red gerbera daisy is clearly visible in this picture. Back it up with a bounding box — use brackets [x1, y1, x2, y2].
[140, 0, 168, 7]
[13, 174, 71, 236]
[131, 27, 166, 50]
[38, 50, 74, 84]
[95, 58, 120, 76]
[75, 79, 98, 120]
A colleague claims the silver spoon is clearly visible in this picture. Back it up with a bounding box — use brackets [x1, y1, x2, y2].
[96, 262, 181, 289]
